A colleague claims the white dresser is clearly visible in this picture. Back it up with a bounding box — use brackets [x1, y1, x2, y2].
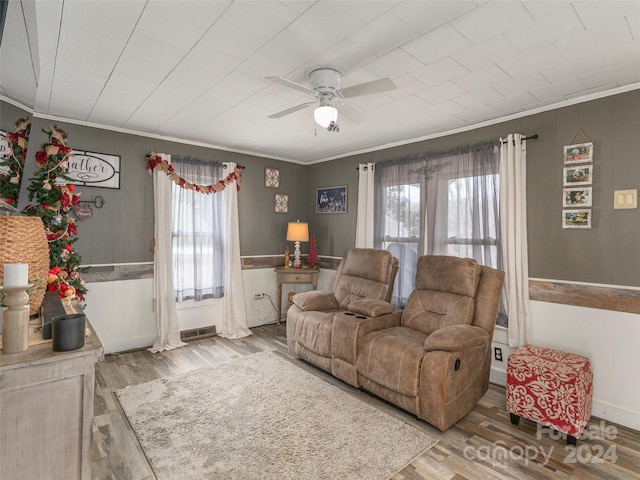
[0, 301, 104, 480]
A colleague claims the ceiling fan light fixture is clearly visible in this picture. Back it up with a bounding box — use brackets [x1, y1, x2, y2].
[314, 105, 338, 128]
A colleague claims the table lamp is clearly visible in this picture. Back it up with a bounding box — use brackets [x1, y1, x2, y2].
[286, 221, 309, 268]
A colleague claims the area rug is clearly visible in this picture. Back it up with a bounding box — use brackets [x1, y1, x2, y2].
[116, 351, 437, 480]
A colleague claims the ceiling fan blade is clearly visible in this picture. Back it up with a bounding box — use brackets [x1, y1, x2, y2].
[268, 102, 315, 119]
[340, 78, 397, 98]
[265, 76, 316, 96]
[336, 103, 367, 124]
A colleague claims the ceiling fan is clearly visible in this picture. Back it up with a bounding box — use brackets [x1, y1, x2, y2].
[266, 67, 396, 130]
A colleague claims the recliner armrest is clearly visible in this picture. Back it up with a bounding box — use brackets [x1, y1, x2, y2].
[332, 310, 402, 366]
[292, 290, 338, 311]
[424, 325, 489, 352]
[347, 298, 396, 317]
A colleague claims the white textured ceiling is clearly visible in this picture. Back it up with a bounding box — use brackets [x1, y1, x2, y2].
[1, 0, 639, 163]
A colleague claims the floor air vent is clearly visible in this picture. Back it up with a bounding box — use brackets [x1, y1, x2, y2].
[180, 326, 217, 342]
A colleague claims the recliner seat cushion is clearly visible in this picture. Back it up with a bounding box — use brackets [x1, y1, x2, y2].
[402, 290, 475, 336]
[356, 327, 428, 397]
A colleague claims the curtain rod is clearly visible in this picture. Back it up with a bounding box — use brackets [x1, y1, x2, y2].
[356, 135, 539, 169]
[170, 158, 245, 169]
[501, 134, 538, 144]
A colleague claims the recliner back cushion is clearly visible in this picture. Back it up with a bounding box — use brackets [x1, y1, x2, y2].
[334, 248, 393, 309]
[402, 290, 475, 335]
[341, 248, 393, 282]
[415, 255, 480, 296]
[334, 276, 389, 309]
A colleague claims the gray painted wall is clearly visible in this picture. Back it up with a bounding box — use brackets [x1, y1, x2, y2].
[309, 89, 640, 287]
[2, 104, 307, 261]
[3, 88, 639, 286]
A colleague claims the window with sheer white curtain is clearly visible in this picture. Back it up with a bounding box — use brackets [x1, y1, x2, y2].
[375, 142, 506, 325]
[171, 156, 225, 302]
[374, 159, 425, 307]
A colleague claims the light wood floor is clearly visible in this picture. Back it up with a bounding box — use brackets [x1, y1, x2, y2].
[92, 323, 640, 480]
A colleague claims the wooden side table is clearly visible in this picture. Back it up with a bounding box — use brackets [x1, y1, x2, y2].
[275, 267, 318, 324]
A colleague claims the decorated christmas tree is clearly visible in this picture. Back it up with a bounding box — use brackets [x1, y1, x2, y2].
[0, 118, 31, 207]
[22, 125, 87, 302]
[307, 233, 318, 268]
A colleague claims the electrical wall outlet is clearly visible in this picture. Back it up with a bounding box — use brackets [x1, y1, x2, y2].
[253, 293, 267, 300]
[494, 347, 503, 361]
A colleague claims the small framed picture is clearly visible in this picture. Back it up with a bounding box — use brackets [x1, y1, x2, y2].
[563, 165, 593, 186]
[265, 167, 280, 188]
[274, 193, 288, 213]
[316, 185, 347, 214]
[563, 187, 592, 208]
[562, 209, 591, 229]
[563, 142, 593, 164]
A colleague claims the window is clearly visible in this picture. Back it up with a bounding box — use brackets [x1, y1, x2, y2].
[375, 160, 426, 306]
[437, 173, 500, 269]
[381, 182, 421, 306]
[375, 143, 505, 324]
[171, 158, 225, 302]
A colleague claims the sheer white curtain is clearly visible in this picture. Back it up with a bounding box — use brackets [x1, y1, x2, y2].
[355, 163, 375, 248]
[171, 157, 224, 302]
[150, 153, 187, 353]
[424, 143, 500, 266]
[374, 158, 426, 306]
[374, 143, 502, 311]
[500, 134, 531, 347]
[219, 162, 252, 339]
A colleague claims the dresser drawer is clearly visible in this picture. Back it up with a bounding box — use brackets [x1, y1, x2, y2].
[279, 272, 315, 283]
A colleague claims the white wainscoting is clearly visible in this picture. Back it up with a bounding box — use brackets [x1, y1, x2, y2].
[85, 268, 337, 354]
[84, 278, 156, 355]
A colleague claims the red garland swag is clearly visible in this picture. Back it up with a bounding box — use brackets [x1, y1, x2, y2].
[145, 152, 242, 192]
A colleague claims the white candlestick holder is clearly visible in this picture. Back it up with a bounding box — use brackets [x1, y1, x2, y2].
[2, 285, 32, 354]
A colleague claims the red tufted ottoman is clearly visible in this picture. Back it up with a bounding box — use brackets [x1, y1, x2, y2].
[506, 344, 593, 445]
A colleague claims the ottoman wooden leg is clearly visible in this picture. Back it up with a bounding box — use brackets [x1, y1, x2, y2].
[567, 435, 577, 446]
[510, 413, 520, 426]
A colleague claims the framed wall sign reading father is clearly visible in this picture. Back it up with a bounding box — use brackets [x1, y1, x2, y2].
[67, 150, 121, 189]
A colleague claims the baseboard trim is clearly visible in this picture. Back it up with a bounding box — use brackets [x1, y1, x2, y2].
[104, 334, 156, 355]
[592, 399, 640, 432]
[490, 365, 507, 387]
